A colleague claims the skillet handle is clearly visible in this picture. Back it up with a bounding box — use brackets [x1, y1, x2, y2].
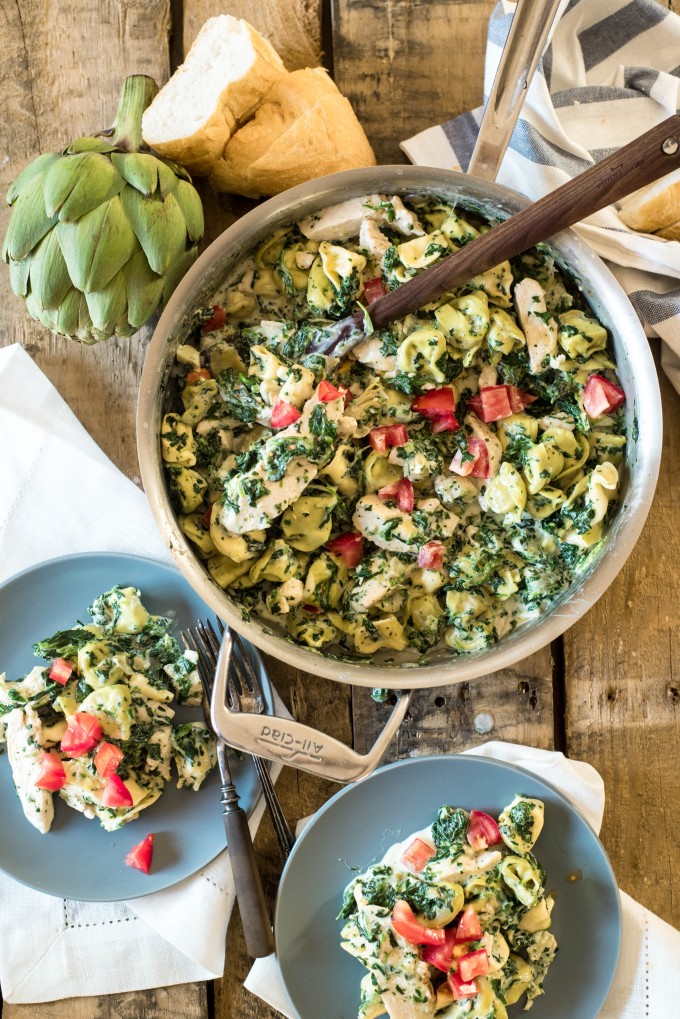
[467, 0, 563, 181]
[210, 638, 412, 782]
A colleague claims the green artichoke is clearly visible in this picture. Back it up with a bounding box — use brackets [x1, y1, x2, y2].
[2, 75, 204, 344]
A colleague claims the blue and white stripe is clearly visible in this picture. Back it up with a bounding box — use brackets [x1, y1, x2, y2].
[401, 0, 680, 389]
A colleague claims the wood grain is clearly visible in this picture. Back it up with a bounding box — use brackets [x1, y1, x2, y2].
[563, 343, 680, 928]
[331, 0, 496, 164]
[2, 987, 207, 1019]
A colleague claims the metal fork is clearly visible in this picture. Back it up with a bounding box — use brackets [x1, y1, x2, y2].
[182, 626, 274, 959]
[201, 619, 296, 859]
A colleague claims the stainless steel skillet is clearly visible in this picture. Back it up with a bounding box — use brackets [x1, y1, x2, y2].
[137, 0, 661, 776]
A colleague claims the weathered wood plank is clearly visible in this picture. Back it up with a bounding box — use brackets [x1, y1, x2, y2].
[353, 651, 556, 761]
[331, 0, 496, 165]
[2, 987, 206, 1019]
[564, 342, 680, 929]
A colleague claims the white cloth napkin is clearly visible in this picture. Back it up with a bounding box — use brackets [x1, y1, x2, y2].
[0, 343, 272, 1002]
[401, 0, 680, 392]
[245, 740, 680, 1017]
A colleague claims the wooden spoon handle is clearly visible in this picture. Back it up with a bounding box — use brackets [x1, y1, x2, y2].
[370, 114, 680, 330]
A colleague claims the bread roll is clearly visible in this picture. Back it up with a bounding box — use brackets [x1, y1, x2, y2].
[209, 68, 376, 198]
[141, 15, 287, 176]
[618, 167, 680, 234]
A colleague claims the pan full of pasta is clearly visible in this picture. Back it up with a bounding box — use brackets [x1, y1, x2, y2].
[137, 165, 661, 690]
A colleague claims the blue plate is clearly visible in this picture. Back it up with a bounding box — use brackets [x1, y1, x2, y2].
[0, 552, 268, 901]
[275, 754, 621, 1019]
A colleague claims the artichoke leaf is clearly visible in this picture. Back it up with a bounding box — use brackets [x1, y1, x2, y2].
[158, 157, 192, 183]
[67, 136, 118, 154]
[156, 160, 181, 200]
[26, 289, 58, 330]
[29, 229, 72, 309]
[123, 247, 164, 328]
[4, 172, 57, 261]
[175, 179, 204, 243]
[56, 193, 137, 292]
[54, 287, 84, 337]
[8, 254, 31, 298]
[121, 187, 186, 275]
[6, 153, 59, 205]
[84, 269, 127, 333]
[43, 152, 125, 221]
[111, 152, 160, 197]
[162, 246, 198, 302]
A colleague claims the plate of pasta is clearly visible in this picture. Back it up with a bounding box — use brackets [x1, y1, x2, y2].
[275, 754, 621, 1019]
[0, 552, 268, 900]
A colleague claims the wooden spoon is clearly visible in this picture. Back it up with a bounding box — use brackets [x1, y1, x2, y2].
[308, 115, 680, 356]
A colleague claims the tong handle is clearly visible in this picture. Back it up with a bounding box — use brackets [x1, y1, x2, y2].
[210, 638, 412, 782]
[467, 0, 563, 181]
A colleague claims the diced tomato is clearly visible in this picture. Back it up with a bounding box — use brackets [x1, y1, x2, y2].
[201, 304, 226, 332]
[368, 424, 409, 452]
[186, 368, 212, 385]
[48, 658, 73, 686]
[412, 386, 456, 420]
[466, 810, 502, 851]
[583, 374, 625, 419]
[507, 384, 538, 414]
[467, 385, 536, 423]
[431, 414, 460, 434]
[317, 379, 343, 402]
[125, 833, 155, 875]
[450, 437, 490, 479]
[458, 948, 490, 982]
[202, 505, 212, 529]
[418, 541, 446, 571]
[94, 741, 124, 779]
[302, 604, 322, 614]
[340, 386, 353, 408]
[422, 926, 457, 972]
[270, 399, 302, 428]
[100, 774, 134, 808]
[60, 712, 102, 757]
[448, 972, 479, 1000]
[363, 276, 386, 304]
[34, 750, 67, 791]
[401, 836, 436, 872]
[454, 905, 483, 943]
[326, 532, 364, 568]
[391, 900, 447, 946]
[378, 478, 414, 513]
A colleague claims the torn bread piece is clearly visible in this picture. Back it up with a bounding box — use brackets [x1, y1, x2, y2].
[142, 15, 287, 176]
[209, 67, 376, 198]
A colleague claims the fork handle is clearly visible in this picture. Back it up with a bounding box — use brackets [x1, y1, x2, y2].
[221, 785, 275, 957]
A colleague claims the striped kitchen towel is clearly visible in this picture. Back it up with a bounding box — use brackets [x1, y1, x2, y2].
[401, 0, 680, 393]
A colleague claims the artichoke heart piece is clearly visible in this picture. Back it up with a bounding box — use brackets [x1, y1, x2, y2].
[2, 75, 204, 344]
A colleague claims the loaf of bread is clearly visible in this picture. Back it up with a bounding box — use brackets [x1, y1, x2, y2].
[141, 15, 287, 176]
[209, 68, 376, 198]
[618, 167, 680, 238]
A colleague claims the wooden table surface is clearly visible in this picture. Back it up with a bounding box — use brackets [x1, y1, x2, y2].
[1, 1, 679, 1017]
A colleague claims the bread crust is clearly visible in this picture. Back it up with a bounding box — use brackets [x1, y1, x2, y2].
[141, 16, 286, 177]
[618, 168, 680, 232]
[209, 69, 376, 197]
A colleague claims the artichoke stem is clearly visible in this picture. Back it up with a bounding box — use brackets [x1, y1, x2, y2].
[110, 75, 158, 152]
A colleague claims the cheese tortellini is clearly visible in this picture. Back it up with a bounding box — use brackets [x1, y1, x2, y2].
[162, 192, 627, 661]
[340, 795, 556, 1017]
[0, 586, 215, 834]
